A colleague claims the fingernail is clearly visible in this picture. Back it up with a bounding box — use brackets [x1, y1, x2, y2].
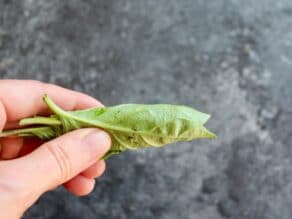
[83, 131, 111, 159]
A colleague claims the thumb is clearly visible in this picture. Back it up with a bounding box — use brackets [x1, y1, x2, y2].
[14, 128, 111, 193]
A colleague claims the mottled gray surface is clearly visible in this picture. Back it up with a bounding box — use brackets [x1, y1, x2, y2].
[1, 0, 292, 218]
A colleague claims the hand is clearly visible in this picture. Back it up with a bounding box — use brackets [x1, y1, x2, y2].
[0, 80, 111, 219]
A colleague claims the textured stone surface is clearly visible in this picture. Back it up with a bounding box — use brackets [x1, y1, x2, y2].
[1, 0, 292, 218]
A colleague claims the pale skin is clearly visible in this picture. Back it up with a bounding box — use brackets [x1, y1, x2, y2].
[0, 80, 111, 219]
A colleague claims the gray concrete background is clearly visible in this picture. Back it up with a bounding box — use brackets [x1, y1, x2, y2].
[1, 0, 292, 218]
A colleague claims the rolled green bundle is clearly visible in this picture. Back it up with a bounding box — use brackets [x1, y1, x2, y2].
[0, 95, 216, 159]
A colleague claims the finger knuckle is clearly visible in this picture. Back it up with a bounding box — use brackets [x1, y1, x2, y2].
[45, 143, 72, 182]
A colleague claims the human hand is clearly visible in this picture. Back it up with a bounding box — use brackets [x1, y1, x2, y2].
[0, 80, 111, 219]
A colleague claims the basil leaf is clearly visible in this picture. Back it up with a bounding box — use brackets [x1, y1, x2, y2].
[44, 95, 216, 158]
[0, 95, 216, 159]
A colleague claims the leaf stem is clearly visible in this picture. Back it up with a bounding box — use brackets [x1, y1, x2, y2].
[20, 116, 61, 126]
[0, 127, 52, 138]
[43, 94, 70, 118]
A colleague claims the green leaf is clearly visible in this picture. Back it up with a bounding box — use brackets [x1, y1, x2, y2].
[0, 95, 216, 159]
[43, 95, 216, 158]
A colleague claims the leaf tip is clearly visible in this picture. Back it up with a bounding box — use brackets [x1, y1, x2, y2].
[207, 131, 217, 139]
[200, 126, 217, 139]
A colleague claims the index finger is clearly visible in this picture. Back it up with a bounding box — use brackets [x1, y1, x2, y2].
[0, 80, 102, 130]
